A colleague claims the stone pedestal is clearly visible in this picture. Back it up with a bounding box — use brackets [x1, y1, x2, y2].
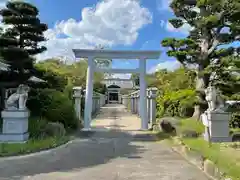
[73, 87, 82, 121]
[202, 111, 231, 142]
[0, 110, 29, 143]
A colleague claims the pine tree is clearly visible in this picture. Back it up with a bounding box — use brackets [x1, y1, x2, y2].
[210, 54, 240, 128]
[209, 54, 240, 100]
[161, 0, 240, 119]
[0, 1, 47, 82]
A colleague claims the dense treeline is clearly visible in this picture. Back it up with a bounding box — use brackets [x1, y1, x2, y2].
[0, 1, 107, 138]
[153, 55, 240, 128]
[1, 0, 240, 137]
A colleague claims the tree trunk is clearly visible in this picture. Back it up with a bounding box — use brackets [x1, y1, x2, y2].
[192, 104, 202, 120]
[192, 69, 209, 120]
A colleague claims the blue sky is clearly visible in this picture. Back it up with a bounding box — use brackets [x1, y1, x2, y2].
[1, 0, 238, 78]
[0, 0, 185, 76]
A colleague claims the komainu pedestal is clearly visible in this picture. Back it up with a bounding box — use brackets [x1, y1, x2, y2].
[0, 111, 29, 142]
[0, 110, 29, 142]
[202, 85, 232, 142]
[202, 111, 231, 142]
[0, 84, 30, 143]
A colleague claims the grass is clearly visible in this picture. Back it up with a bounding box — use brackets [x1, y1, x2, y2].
[0, 136, 70, 157]
[156, 117, 240, 179]
[231, 128, 240, 134]
[178, 118, 240, 179]
[155, 131, 175, 141]
[182, 138, 240, 180]
[178, 118, 205, 134]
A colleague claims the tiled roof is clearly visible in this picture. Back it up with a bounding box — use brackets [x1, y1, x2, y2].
[103, 80, 133, 89]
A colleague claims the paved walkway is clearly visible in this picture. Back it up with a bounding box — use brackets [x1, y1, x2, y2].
[0, 104, 209, 180]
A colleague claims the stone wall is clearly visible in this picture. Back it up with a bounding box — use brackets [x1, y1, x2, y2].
[122, 87, 158, 129]
[73, 87, 106, 122]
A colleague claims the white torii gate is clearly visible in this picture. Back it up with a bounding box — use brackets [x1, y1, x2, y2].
[72, 49, 161, 131]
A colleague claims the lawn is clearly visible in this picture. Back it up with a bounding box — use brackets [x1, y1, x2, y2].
[178, 118, 240, 180]
[0, 136, 70, 157]
[182, 138, 240, 180]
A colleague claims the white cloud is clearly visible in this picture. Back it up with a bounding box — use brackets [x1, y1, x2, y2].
[148, 60, 181, 73]
[166, 21, 193, 35]
[156, 0, 172, 11]
[37, 0, 152, 61]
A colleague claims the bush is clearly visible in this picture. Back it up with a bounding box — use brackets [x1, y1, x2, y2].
[27, 88, 78, 130]
[29, 117, 66, 139]
[227, 103, 240, 128]
[157, 89, 196, 118]
[178, 118, 204, 137]
[28, 117, 48, 139]
[33, 64, 68, 91]
[44, 122, 66, 137]
[231, 112, 240, 128]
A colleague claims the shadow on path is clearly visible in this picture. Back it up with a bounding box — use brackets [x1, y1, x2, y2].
[0, 104, 209, 180]
[0, 105, 148, 179]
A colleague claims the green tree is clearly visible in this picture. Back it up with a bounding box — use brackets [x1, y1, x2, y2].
[131, 73, 139, 86]
[36, 58, 105, 91]
[155, 68, 195, 92]
[0, 1, 47, 82]
[161, 0, 240, 119]
[210, 55, 240, 128]
[208, 55, 240, 99]
[154, 68, 196, 118]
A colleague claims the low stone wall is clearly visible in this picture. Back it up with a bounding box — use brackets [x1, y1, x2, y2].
[171, 137, 230, 180]
[73, 87, 106, 122]
[121, 87, 158, 128]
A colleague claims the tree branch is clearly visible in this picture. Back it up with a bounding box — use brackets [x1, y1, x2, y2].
[208, 38, 219, 55]
[207, 25, 224, 55]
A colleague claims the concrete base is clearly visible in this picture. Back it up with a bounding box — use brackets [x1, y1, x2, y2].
[0, 133, 29, 143]
[0, 110, 29, 143]
[81, 128, 92, 132]
[203, 132, 232, 142]
[202, 111, 232, 143]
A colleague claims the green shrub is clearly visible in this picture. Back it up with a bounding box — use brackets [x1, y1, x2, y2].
[27, 88, 78, 130]
[231, 112, 240, 128]
[227, 103, 240, 128]
[28, 117, 48, 139]
[157, 89, 196, 118]
[33, 64, 68, 91]
[44, 122, 66, 137]
[178, 118, 205, 135]
[28, 117, 66, 139]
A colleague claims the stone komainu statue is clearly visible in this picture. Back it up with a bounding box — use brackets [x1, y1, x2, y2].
[5, 84, 30, 110]
[204, 85, 226, 112]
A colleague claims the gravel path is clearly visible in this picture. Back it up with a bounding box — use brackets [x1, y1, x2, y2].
[0, 104, 209, 180]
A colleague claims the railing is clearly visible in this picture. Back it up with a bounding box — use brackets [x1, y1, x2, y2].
[73, 86, 157, 129]
[72, 87, 106, 122]
[92, 92, 106, 115]
[122, 87, 158, 128]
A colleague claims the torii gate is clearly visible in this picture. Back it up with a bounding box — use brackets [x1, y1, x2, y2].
[72, 49, 161, 131]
